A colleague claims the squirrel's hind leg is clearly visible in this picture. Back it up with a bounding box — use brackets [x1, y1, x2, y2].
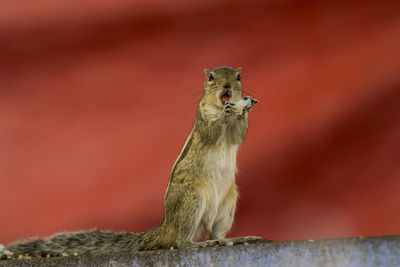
[209, 183, 238, 240]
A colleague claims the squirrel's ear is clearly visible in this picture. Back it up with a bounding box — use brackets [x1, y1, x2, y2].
[204, 69, 210, 79]
[237, 67, 242, 73]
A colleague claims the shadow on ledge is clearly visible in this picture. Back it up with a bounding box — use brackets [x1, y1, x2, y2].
[1, 235, 400, 266]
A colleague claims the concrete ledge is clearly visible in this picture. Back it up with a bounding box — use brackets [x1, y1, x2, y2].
[1, 235, 400, 266]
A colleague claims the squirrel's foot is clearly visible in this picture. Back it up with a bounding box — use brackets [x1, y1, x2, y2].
[0, 244, 14, 260]
[194, 236, 263, 248]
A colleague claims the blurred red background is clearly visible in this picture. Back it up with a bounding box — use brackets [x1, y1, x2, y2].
[1, 0, 400, 245]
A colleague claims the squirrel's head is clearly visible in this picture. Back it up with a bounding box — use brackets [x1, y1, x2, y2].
[203, 66, 243, 108]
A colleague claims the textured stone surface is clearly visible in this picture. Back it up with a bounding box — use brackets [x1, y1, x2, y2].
[1, 235, 400, 267]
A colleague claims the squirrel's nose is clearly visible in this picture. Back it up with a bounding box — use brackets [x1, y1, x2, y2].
[223, 83, 231, 89]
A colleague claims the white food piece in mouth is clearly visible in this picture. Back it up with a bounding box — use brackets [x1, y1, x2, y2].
[224, 97, 252, 116]
[233, 97, 252, 110]
[226, 97, 257, 115]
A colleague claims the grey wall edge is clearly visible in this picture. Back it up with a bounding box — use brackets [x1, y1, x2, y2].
[1, 235, 400, 267]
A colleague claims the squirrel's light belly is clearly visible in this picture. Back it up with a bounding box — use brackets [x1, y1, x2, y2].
[205, 143, 238, 197]
[199, 121, 239, 231]
[199, 142, 239, 235]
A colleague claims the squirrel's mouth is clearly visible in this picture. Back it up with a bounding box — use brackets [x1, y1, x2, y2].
[220, 90, 232, 105]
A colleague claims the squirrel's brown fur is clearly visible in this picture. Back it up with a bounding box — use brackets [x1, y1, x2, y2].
[6, 66, 259, 256]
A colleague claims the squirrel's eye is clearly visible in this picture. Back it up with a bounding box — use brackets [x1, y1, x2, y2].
[208, 73, 214, 81]
[237, 74, 241, 81]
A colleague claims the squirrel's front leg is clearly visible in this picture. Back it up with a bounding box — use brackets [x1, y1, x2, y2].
[195, 103, 235, 144]
[223, 97, 258, 144]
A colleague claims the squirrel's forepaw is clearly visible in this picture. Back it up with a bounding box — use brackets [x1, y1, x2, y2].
[224, 102, 240, 117]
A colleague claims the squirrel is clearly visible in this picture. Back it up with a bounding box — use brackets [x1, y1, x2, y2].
[4, 66, 259, 257]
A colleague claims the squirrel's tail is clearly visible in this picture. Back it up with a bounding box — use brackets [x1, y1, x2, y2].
[6, 230, 145, 257]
